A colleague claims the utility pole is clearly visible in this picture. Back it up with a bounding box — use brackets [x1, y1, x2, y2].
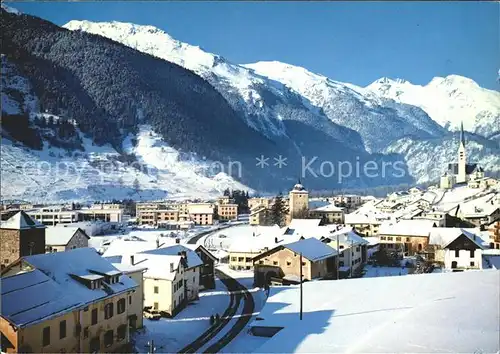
[350, 239, 354, 278]
[299, 252, 303, 321]
[336, 234, 340, 280]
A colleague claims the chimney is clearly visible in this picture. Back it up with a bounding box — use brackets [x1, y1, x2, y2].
[275, 237, 278, 243]
[130, 255, 135, 265]
[156, 238, 160, 248]
[176, 238, 180, 244]
[170, 263, 174, 272]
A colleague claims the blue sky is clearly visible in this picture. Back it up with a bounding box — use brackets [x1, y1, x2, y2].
[9, 1, 499, 90]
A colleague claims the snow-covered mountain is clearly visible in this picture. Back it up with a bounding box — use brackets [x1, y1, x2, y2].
[244, 61, 447, 152]
[1, 123, 252, 203]
[63, 20, 365, 151]
[364, 76, 500, 138]
[3, 11, 499, 203]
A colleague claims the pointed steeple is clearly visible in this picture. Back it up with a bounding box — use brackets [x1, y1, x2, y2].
[460, 121, 465, 146]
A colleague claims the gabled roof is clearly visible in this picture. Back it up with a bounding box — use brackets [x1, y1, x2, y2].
[184, 244, 218, 262]
[140, 245, 203, 269]
[132, 253, 182, 281]
[102, 238, 177, 261]
[1, 248, 137, 328]
[0, 211, 45, 230]
[378, 219, 437, 237]
[441, 229, 486, 250]
[288, 219, 322, 229]
[323, 227, 369, 247]
[283, 237, 338, 262]
[45, 226, 89, 246]
[428, 227, 481, 247]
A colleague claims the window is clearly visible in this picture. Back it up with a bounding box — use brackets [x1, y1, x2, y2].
[83, 327, 89, 339]
[470, 261, 475, 267]
[153, 302, 159, 310]
[455, 250, 460, 257]
[59, 320, 66, 339]
[273, 261, 278, 266]
[84, 306, 89, 312]
[258, 260, 264, 264]
[339, 261, 344, 267]
[154, 286, 159, 294]
[406, 237, 410, 242]
[470, 250, 475, 258]
[129, 296, 132, 305]
[301, 262, 306, 266]
[3, 259, 9, 264]
[396, 237, 401, 241]
[246, 257, 252, 263]
[174, 300, 177, 308]
[104, 330, 113, 348]
[117, 324, 127, 342]
[43, 326, 50, 346]
[117, 298, 126, 314]
[91, 308, 98, 325]
[238, 257, 244, 262]
[339, 245, 344, 249]
[286, 261, 291, 266]
[104, 303, 114, 320]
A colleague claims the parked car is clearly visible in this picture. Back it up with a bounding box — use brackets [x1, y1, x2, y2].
[144, 310, 161, 321]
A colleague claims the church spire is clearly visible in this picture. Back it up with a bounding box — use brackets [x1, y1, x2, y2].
[460, 121, 465, 146]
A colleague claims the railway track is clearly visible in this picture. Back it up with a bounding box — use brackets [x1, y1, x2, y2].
[178, 269, 254, 354]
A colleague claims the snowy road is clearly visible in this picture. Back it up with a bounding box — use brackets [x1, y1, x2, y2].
[178, 269, 255, 354]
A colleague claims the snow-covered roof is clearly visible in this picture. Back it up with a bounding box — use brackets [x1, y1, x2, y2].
[102, 238, 176, 261]
[324, 227, 369, 247]
[253, 270, 500, 353]
[0, 210, 45, 230]
[428, 227, 482, 247]
[284, 237, 337, 262]
[140, 245, 203, 269]
[311, 203, 343, 212]
[2, 248, 137, 328]
[459, 196, 499, 217]
[132, 253, 181, 281]
[378, 219, 437, 237]
[288, 219, 322, 229]
[441, 229, 486, 250]
[228, 226, 294, 253]
[344, 213, 381, 225]
[45, 226, 88, 246]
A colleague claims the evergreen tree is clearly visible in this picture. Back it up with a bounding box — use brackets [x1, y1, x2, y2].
[270, 193, 288, 227]
[133, 178, 140, 194]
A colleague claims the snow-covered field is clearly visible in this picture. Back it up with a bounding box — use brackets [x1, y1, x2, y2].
[133, 278, 231, 353]
[0, 125, 251, 203]
[238, 270, 500, 353]
[362, 265, 410, 278]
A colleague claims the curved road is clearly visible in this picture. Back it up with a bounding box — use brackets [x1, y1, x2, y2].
[178, 269, 255, 354]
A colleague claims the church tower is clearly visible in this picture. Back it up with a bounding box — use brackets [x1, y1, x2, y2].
[289, 180, 309, 219]
[457, 121, 467, 183]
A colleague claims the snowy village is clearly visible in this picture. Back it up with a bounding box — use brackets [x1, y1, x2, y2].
[1, 120, 500, 353]
[1, 1, 500, 354]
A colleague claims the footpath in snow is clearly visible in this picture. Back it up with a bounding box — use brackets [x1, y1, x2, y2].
[133, 278, 230, 353]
